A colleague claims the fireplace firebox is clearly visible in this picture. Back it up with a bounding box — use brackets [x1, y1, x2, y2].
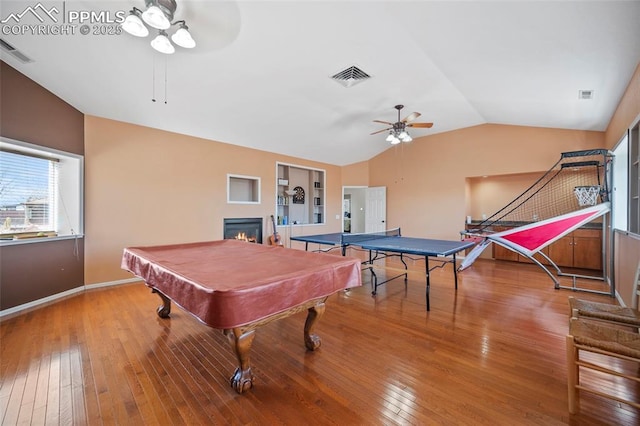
[223, 218, 263, 244]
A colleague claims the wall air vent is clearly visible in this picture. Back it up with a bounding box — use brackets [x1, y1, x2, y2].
[330, 65, 371, 88]
[578, 89, 594, 100]
[0, 38, 34, 63]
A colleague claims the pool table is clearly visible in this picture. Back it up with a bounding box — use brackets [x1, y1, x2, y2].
[121, 239, 362, 393]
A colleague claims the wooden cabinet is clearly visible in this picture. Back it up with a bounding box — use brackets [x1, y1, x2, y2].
[491, 226, 519, 262]
[548, 229, 602, 270]
[518, 247, 551, 266]
[490, 225, 602, 271]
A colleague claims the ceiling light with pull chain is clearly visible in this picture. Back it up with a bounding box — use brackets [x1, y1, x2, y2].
[371, 104, 432, 144]
[121, 0, 196, 54]
[385, 126, 413, 145]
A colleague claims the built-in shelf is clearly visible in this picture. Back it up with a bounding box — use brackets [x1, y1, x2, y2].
[227, 174, 260, 204]
[275, 162, 325, 225]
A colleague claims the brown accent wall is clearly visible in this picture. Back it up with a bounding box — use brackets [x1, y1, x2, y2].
[0, 61, 83, 153]
[0, 61, 85, 311]
[0, 239, 84, 308]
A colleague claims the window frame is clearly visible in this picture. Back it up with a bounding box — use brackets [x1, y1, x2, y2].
[0, 136, 84, 245]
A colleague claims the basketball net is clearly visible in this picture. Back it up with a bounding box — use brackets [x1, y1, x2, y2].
[574, 186, 600, 206]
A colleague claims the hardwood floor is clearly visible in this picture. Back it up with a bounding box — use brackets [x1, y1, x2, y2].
[1, 257, 638, 425]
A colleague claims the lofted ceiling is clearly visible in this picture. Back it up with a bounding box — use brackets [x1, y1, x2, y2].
[1, 1, 639, 166]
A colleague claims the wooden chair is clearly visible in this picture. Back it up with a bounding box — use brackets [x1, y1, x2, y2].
[566, 318, 640, 413]
[568, 260, 640, 329]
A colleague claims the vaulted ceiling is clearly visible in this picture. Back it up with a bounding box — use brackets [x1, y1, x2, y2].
[2, 1, 639, 165]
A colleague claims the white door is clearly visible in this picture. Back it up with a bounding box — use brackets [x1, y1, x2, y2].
[365, 186, 387, 233]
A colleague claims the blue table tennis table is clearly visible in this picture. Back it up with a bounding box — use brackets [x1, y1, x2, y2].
[291, 228, 474, 311]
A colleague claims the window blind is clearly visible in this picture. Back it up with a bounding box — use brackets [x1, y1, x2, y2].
[0, 149, 58, 234]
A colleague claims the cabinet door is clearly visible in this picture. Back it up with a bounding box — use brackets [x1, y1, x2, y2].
[491, 227, 519, 261]
[573, 229, 602, 270]
[518, 247, 550, 265]
[548, 236, 574, 268]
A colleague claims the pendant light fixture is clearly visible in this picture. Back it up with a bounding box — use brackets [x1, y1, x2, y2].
[122, 0, 196, 54]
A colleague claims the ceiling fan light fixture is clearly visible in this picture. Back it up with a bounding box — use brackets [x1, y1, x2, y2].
[151, 30, 175, 54]
[122, 9, 149, 37]
[373, 104, 432, 144]
[171, 22, 195, 48]
[142, 4, 172, 29]
[122, 1, 196, 54]
[385, 131, 395, 143]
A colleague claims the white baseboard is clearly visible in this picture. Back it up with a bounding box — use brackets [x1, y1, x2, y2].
[84, 277, 141, 291]
[0, 278, 142, 319]
[0, 286, 84, 318]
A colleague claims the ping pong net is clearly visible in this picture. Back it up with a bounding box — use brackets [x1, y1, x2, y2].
[340, 228, 401, 246]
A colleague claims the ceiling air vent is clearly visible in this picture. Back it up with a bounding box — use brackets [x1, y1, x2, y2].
[330, 65, 371, 88]
[578, 89, 594, 100]
[0, 38, 34, 63]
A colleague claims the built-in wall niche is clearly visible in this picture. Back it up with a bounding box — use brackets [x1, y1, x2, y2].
[227, 174, 260, 204]
[275, 162, 325, 225]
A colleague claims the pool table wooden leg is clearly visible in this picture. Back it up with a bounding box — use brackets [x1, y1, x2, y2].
[304, 302, 326, 351]
[151, 288, 171, 318]
[225, 328, 256, 394]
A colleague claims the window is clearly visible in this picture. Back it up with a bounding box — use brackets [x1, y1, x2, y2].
[612, 133, 628, 231]
[613, 117, 640, 234]
[0, 137, 83, 241]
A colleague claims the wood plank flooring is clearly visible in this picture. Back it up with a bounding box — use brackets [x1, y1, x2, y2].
[1, 257, 638, 425]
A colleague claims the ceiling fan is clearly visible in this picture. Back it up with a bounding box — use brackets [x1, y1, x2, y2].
[371, 104, 433, 144]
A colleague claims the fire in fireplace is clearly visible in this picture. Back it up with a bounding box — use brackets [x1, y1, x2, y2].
[223, 218, 263, 244]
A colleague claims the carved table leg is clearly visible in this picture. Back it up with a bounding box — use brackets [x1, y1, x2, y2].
[151, 288, 171, 318]
[224, 328, 256, 394]
[304, 302, 326, 351]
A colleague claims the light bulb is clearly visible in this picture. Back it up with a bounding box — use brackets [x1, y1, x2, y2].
[171, 25, 196, 48]
[142, 5, 170, 29]
[385, 131, 395, 143]
[121, 11, 148, 37]
[151, 31, 175, 54]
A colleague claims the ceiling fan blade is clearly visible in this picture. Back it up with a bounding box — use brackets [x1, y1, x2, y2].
[402, 112, 421, 123]
[370, 127, 392, 135]
[373, 120, 394, 125]
[407, 122, 434, 128]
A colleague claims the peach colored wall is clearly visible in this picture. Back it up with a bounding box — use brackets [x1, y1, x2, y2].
[84, 116, 343, 284]
[368, 124, 605, 239]
[341, 160, 369, 186]
[606, 62, 640, 148]
[467, 172, 545, 220]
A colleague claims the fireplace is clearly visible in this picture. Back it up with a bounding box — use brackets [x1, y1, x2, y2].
[223, 218, 263, 244]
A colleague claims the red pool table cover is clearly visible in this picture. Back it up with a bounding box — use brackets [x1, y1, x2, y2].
[122, 239, 362, 329]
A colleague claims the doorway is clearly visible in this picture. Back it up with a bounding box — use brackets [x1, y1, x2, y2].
[342, 186, 386, 233]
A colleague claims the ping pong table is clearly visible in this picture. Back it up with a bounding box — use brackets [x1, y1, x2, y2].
[291, 228, 475, 311]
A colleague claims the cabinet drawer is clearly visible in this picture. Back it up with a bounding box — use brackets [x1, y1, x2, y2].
[572, 229, 601, 238]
